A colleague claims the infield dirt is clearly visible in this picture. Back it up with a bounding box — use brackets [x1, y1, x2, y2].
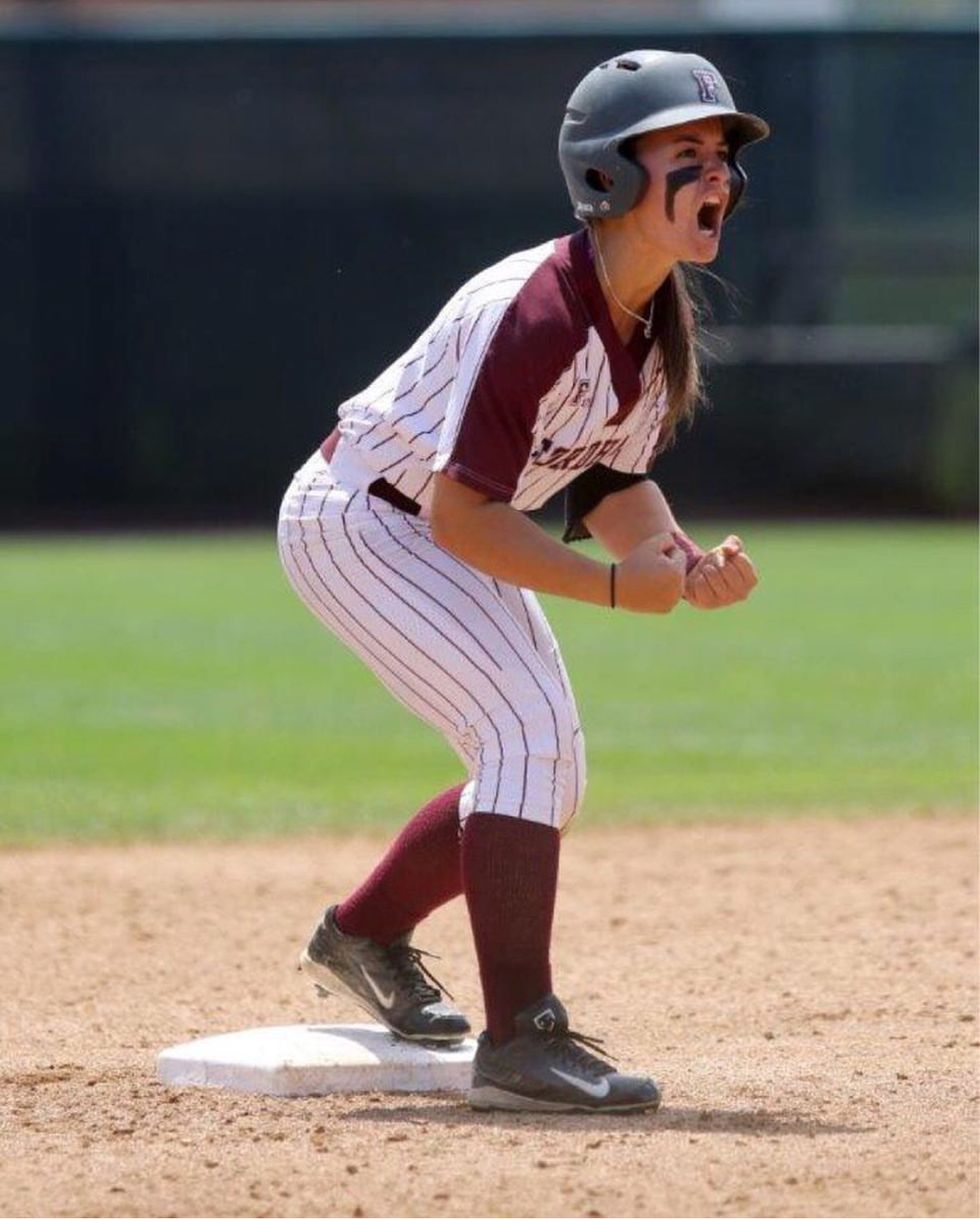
[1, 814, 977, 1219]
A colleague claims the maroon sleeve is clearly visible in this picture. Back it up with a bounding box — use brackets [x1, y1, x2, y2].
[438, 251, 587, 501]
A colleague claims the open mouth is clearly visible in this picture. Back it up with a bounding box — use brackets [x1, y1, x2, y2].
[696, 199, 724, 237]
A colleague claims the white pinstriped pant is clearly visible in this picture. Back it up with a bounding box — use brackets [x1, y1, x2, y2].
[277, 447, 586, 830]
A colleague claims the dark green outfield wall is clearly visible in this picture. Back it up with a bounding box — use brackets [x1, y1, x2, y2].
[0, 21, 975, 524]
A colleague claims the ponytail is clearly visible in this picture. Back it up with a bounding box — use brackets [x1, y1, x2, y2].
[652, 264, 707, 450]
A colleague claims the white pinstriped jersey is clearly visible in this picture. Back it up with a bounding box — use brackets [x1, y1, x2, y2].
[333, 229, 667, 516]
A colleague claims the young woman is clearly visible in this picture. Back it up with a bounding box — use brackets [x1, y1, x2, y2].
[278, 49, 768, 1113]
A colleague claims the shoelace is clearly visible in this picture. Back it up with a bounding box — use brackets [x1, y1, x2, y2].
[386, 944, 454, 1003]
[546, 1026, 617, 1077]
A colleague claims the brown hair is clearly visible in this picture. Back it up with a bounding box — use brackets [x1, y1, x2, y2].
[651, 263, 708, 451]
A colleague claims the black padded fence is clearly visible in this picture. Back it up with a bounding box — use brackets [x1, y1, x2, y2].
[0, 16, 975, 525]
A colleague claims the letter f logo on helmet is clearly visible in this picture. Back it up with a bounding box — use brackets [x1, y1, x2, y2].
[691, 68, 720, 103]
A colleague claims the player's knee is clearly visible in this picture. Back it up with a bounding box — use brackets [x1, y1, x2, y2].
[467, 697, 583, 828]
[463, 687, 585, 828]
[521, 700, 583, 829]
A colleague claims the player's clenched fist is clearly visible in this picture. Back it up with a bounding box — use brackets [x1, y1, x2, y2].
[684, 535, 758, 610]
[615, 532, 689, 613]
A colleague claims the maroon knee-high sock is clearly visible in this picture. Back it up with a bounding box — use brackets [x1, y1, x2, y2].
[334, 784, 464, 945]
[461, 812, 560, 1045]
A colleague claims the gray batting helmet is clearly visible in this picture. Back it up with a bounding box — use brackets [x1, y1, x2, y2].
[558, 50, 770, 221]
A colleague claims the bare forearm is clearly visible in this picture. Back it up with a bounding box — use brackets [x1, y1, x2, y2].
[584, 479, 684, 561]
[433, 495, 611, 606]
[431, 473, 686, 613]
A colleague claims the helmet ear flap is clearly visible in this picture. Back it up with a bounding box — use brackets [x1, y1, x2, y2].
[610, 143, 649, 214]
[724, 157, 748, 218]
[571, 144, 647, 220]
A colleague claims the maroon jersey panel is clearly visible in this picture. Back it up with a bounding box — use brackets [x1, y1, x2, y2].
[441, 243, 589, 501]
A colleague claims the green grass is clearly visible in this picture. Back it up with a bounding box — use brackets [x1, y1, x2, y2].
[1, 524, 976, 841]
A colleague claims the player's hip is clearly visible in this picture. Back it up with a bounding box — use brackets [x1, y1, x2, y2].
[277, 464, 569, 705]
[281, 435, 425, 525]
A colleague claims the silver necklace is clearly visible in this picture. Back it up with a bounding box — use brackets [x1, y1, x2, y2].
[590, 229, 655, 340]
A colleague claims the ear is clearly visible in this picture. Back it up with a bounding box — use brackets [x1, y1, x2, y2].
[584, 168, 616, 194]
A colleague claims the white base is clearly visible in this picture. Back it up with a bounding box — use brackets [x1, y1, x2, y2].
[157, 1023, 477, 1097]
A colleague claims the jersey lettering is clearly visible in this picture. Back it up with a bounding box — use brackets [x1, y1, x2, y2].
[535, 436, 630, 472]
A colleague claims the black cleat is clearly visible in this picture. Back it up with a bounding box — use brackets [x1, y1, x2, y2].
[299, 905, 471, 1046]
[469, 993, 661, 1113]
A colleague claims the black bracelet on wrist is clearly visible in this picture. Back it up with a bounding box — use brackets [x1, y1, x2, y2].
[610, 563, 617, 609]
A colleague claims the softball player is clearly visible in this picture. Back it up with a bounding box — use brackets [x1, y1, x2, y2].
[279, 50, 768, 1113]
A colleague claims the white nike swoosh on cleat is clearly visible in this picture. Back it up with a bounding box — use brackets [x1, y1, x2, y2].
[359, 964, 396, 1009]
[550, 1069, 611, 1099]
